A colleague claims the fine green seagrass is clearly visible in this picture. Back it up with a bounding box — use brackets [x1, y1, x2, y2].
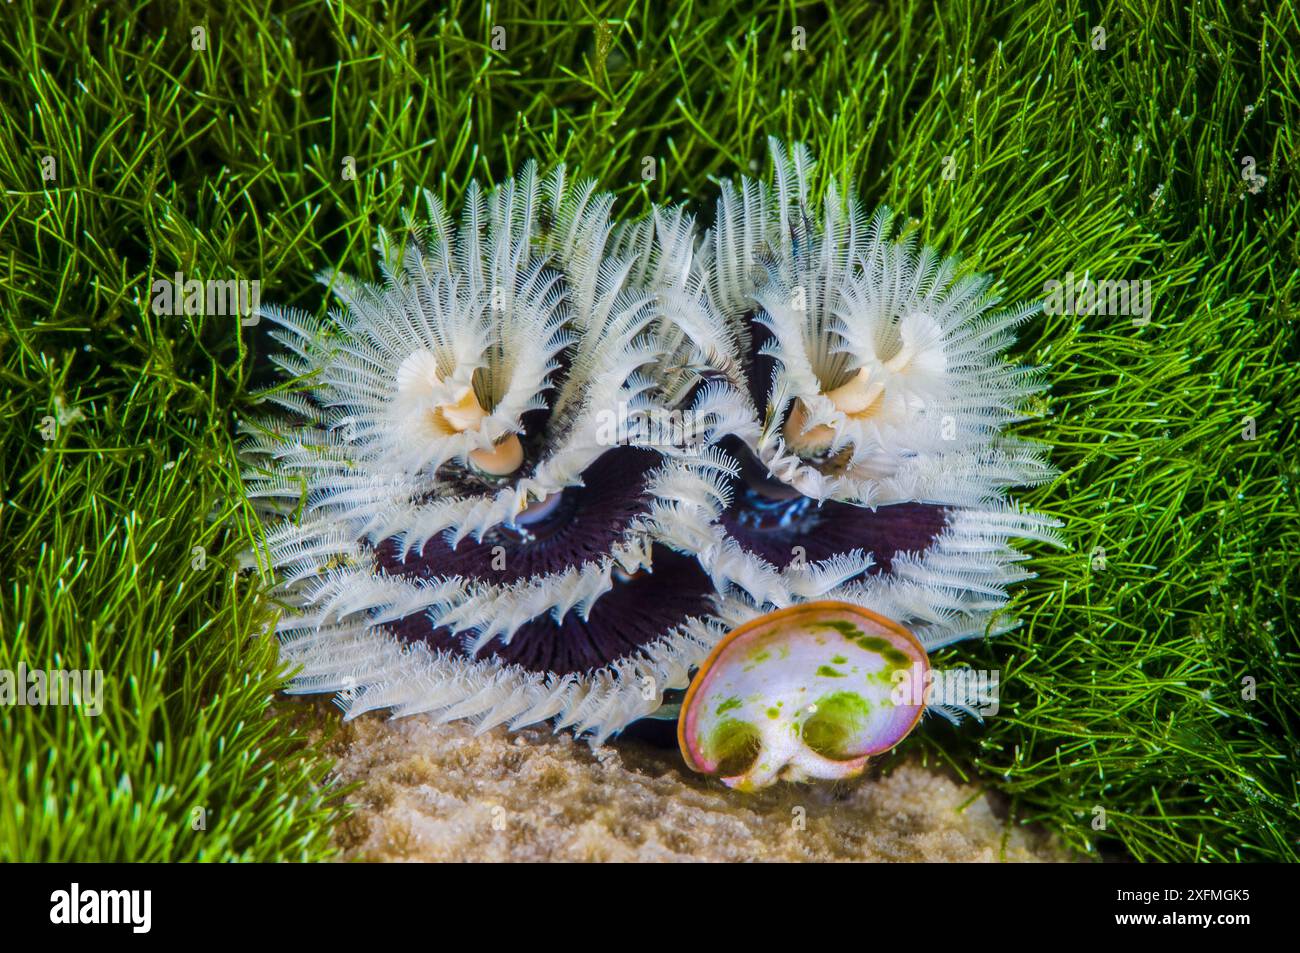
[1, 0, 1294, 862]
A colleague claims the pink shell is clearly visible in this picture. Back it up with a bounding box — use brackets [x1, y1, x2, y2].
[678, 601, 930, 790]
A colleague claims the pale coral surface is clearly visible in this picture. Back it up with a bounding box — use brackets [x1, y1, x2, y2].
[326, 712, 1075, 862]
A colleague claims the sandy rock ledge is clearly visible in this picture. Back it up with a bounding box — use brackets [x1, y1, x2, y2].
[322, 711, 1073, 862]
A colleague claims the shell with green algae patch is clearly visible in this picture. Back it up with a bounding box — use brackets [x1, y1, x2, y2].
[678, 601, 929, 790]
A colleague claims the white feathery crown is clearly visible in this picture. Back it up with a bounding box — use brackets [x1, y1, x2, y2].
[242, 140, 1062, 745]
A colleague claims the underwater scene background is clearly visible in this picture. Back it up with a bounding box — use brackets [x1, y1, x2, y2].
[1, 0, 1296, 862]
